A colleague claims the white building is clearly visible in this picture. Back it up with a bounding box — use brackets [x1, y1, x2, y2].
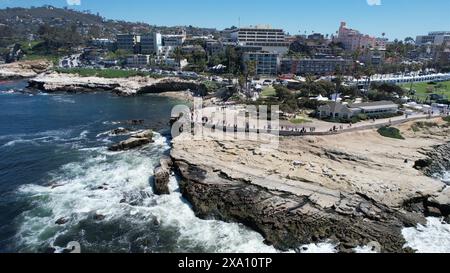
[162, 34, 186, 47]
[140, 33, 162, 55]
[318, 101, 399, 119]
[353, 73, 450, 86]
[230, 25, 290, 55]
[416, 31, 450, 46]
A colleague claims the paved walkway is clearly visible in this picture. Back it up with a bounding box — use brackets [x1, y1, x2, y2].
[192, 105, 448, 135]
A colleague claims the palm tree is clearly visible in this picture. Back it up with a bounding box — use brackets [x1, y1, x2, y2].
[244, 60, 256, 91]
[363, 65, 375, 92]
[173, 47, 183, 71]
[304, 73, 315, 97]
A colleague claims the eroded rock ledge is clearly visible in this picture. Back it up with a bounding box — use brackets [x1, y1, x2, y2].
[28, 72, 205, 96]
[0, 60, 52, 80]
[170, 119, 450, 252]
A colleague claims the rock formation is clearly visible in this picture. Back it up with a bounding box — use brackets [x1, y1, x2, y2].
[28, 72, 205, 96]
[153, 156, 173, 195]
[108, 130, 154, 151]
[0, 60, 52, 80]
[170, 118, 450, 252]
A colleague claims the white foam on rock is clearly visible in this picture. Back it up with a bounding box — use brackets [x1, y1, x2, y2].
[402, 217, 450, 253]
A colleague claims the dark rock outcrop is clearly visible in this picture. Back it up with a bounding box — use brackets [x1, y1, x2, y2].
[415, 143, 450, 179]
[108, 130, 153, 151]
[171, 159, 425, 253]
[153, 156, 172, 195]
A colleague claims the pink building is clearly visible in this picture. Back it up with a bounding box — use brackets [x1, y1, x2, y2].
[334, 22, 383, 51]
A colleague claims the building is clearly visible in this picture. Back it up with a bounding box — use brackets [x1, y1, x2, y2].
[230, 25, 290, 54]
[362, 48, 386, 66]
[162, 34, 186, 47]
[243, 52, 280, 76]
[140, 33, 162, 55]
[318, 101, 399, 119]
[206, 40, 224, 55]
[126, 54, 150, 67]
[280, 56, 353, 75]
[416, 31, 450, 46]
[181, 45, 205, 55]
[116, 34, 139, 53]
[334, 22, 383, 51]
[90, 38, 115, 50]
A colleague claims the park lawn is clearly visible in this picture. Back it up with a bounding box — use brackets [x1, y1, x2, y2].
[290, 117, 312, 124]
[401, 81, 450, 99]
[261, 86, 276, 97]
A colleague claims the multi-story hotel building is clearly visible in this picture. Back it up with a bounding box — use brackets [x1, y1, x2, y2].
[334, 22, 384, 51]
[116, 34, 139, 53]
[243, 52, 280, 76]
[280, 56, 353, 75]
[416, 31, 450, 46]
[140, 33, 162, 54]
[230, 25, 290, 54]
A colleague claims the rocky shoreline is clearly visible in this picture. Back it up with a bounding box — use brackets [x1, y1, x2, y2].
[0, 60, 52, 80]
[170, 118, 450, 253]
[27, 72, 206, 96]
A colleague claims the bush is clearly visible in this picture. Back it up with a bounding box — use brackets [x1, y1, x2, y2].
[443, 116, 450, 123]
[377, 126, 405, 140]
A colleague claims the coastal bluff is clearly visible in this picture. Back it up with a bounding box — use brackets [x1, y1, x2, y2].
[0, 60, 52, 80]
[170, 118, 450, 252]
[27, 72, 206, 96]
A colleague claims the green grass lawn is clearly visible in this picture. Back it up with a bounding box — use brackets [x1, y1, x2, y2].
[290, 117, 312, 124]
[377, 126, 405, 140]
[261, 86, 276, 97]
[55, 68, 163, 79]
[401, 81, 450, 100]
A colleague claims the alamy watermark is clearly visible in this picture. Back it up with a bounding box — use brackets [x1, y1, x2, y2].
[171, 98, 280, 150]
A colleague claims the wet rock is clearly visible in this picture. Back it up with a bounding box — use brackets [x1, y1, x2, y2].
[110, 127, 130, 136]
[108, 130, 153, 151]
[93, 214, 106, 221]
[126, 119, 145, 125]
[55, 217, 69, 225]
[154, 166, 170, 195]
[415, 143, 450, 177]
[426, 206, 442, 217]
[44, 247, 56, 253]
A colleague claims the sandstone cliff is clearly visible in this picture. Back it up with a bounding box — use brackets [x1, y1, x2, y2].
[170, 118, 450, 252]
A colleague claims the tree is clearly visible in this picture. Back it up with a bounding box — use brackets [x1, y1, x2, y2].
[173, 47, 184, 71]
[304, 74, 315, 97]
[363, 65, 375, 92]
[244, 60, 257, 90]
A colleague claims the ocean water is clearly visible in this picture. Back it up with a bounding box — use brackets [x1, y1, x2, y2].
[0, 81, 448, 253]
[0, 81, 285, 253]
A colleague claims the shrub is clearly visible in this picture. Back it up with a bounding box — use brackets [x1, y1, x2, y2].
[377, 126, 405, 140]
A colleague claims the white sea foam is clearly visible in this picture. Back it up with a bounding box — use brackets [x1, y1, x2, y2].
[354, 245, 378, 253]
[298, 241, 337, 253]
[50, 96, 76, 104]
[402, 217, 450, 253]
[442, 172, 449, 185]
[13, 134, 297, 253]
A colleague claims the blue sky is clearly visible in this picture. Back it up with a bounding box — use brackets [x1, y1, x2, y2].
[0, 0, 449, 40]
